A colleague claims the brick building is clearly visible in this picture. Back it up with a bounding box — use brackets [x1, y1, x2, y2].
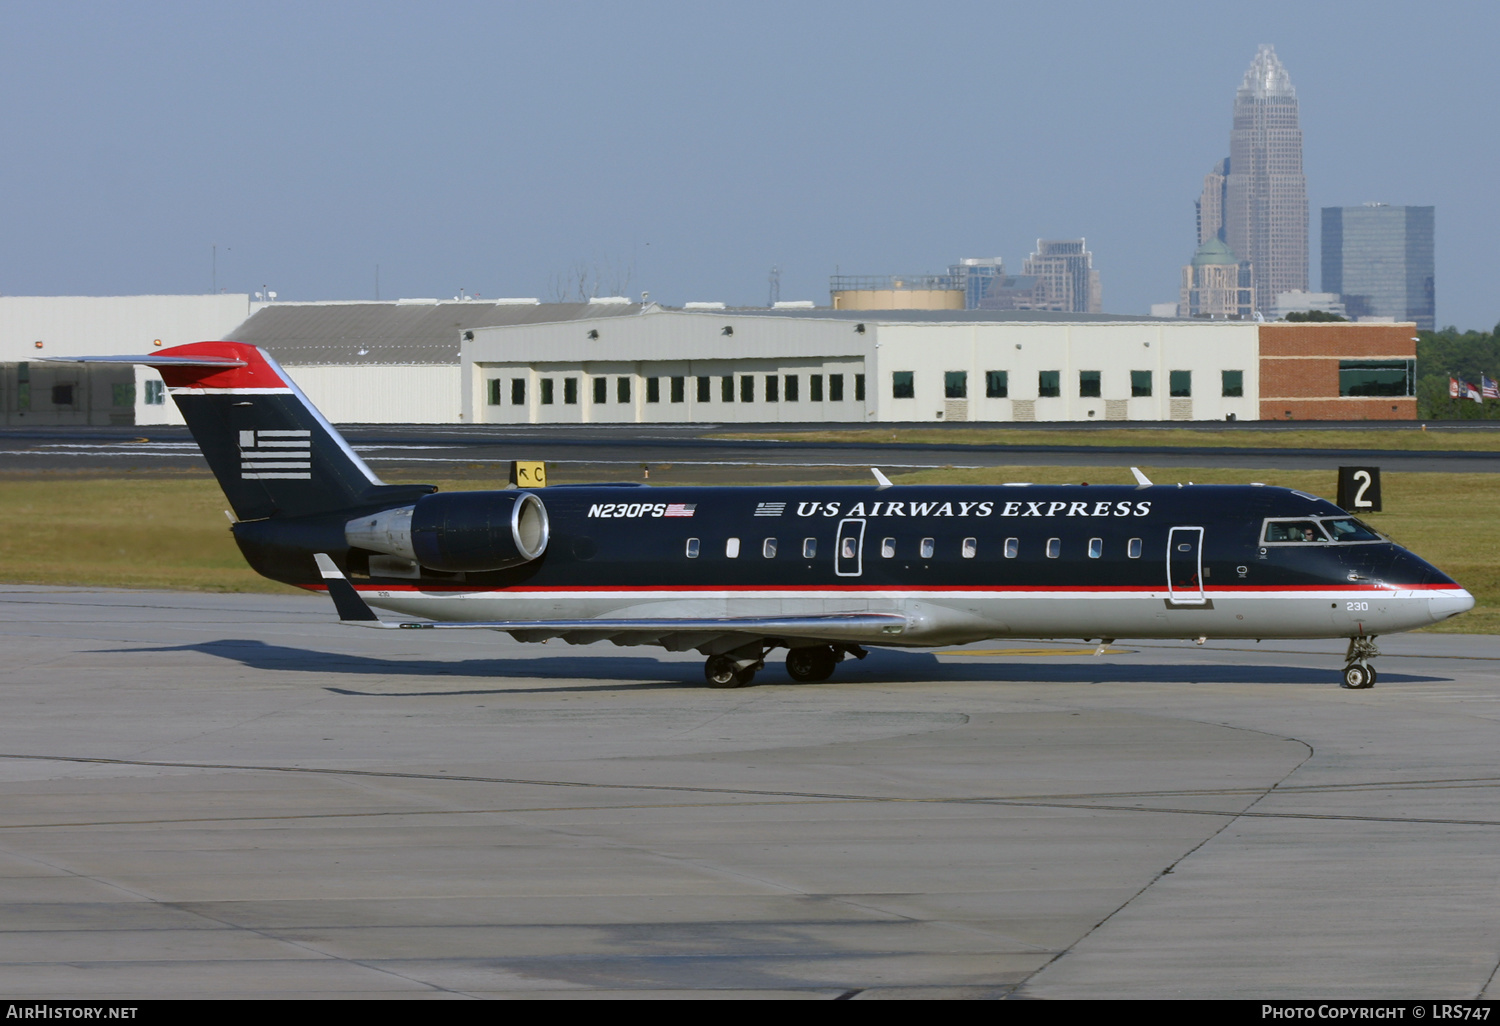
[1259, 322, 1416, 420]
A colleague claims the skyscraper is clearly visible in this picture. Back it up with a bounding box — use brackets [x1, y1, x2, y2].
[1322, 204, 1435, 331]
[1223, 45, 1308, 314]
[1022, 239, 1102, 313]
[1197, 158, 1229, 247]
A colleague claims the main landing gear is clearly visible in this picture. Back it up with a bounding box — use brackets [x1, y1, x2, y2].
[703, 644, 867, 688]
[1341, 636, 1381, 690]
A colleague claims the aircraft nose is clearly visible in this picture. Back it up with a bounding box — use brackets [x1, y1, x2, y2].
[1429, 590, 1475, 623]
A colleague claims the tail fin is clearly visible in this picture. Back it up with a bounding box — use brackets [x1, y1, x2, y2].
[58, 342, 433, 520]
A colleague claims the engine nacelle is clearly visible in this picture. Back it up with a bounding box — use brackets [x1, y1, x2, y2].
[345, 491, 549, 572]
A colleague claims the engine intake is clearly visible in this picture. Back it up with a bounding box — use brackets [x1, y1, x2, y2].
[346, 491, 549, 572]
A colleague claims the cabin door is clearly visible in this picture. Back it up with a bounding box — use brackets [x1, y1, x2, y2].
[1167, 526, 1206, 605]
[835, 518, 866, 577]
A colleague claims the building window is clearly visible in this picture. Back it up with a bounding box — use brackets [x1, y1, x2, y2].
[670, 376, 685, 403]
[1170, 370, 1192, 397]
[944, 371, 967, 399]
[766, 375, 780, 402]
[512, 378, 526, 405]
[144, 379, 166, 405]
[617, 377, 631, 404]
[830, 374, 844, 402]
[784, 375, 798, 402]
[722, 375, 735, 402]
[697, 376, 711, 402]
[646, 378, 660, 403]
[892, 372, 915, 399]
[740, 375, 755, 403]
[985, 370, 1008, 398]
[1038, 370, 1060, 398]
[1131, 370, 1152, 397]
[1339, 360, 1414, 397]
[593, 377, 607, 404]
[51, 384, 74, 406]
[540, 379, 554, 405]
[487, 379, 502, 406]
[855, 374, 866, 402]
[112, 383, 135, 407]
[564, 378, 578, 405]
[810, 375, 824, 402]
[1079, 370, 1101, 398]
[1222, 370, 1244, 398]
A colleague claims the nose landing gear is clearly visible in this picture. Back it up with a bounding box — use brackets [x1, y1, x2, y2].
[1341, 636, 1380, 690]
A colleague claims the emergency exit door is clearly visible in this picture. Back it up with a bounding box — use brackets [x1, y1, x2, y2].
[835, 518, 865, 577]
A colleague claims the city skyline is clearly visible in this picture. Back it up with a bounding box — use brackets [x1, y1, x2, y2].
[0, 3, 1493, 329]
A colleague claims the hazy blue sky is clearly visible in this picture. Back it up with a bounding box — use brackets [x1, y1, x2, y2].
[2, 1, 1495, 329]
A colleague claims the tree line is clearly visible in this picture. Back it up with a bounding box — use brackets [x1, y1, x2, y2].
[1417, 324, 1500, 420]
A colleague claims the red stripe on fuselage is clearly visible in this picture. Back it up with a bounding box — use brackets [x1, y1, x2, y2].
[306, 582, 1454, 595]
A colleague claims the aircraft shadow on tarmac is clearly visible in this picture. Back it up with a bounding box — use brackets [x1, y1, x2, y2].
[102, 639, 1447, 693]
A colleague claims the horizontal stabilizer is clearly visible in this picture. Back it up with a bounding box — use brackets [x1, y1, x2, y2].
[42, 355, 247, 368]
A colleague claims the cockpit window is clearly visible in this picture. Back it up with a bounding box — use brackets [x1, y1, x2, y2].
[1262, 519, 1329, 544]
[1322, 517, 1382, 542]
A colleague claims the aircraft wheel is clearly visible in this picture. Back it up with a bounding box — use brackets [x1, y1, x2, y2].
[786, 646, 837, 683]
[1341, 663, 1374, 690]
[704, 656, 740, 688]
[734, 668, 757, 688]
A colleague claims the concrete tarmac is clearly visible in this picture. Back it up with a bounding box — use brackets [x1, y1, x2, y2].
[0, 585, 1497, 999]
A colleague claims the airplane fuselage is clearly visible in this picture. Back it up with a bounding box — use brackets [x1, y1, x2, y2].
[237, 481, 1468, 646]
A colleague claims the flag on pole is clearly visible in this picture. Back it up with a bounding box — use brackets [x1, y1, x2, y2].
[1464, 379, 1483, 402]
[1484, 375, 1500, 400]
[1450, 377, 1461, 398]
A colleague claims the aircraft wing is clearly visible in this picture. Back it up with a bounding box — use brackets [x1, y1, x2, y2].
[313, 554, 909, 649]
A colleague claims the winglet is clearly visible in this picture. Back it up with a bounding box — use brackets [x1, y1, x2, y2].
[313, 553, 383, 623]
[1130, 467, 1153, 487]
[871, 467, 893, 490]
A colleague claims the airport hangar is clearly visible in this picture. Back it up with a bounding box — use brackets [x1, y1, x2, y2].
[0, 295, 1417, 426]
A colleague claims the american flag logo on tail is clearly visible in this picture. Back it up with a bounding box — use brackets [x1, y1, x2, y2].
[663, 503, 696, 517]
[240, 429, 312, 480]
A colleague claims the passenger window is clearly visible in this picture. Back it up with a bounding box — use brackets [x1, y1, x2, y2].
[726, 538, 741, 558]
[1004, 537, 1018, 558]
[762, 538, 777, 558]
[1128, 537, 1142, 559]
[962, 537, 977, 558]
[802, 538, 816, 559]
[685, 538, 700, 558]
[919, 537, 935, 559]
[881, 537, 895, 558]
[1046, 538, 1061, 558]
[1088, 538, 1102, 559]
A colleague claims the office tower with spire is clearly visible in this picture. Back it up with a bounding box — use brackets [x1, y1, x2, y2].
[1222, 44, 1308, 314]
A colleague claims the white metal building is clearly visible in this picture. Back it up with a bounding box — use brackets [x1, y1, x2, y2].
[464, 307, 1262, 424]
[0, 294, 255, 426]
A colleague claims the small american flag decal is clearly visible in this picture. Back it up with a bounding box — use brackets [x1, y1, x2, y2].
[755, 502, 786, 517]
[664, 503, 696, 517]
